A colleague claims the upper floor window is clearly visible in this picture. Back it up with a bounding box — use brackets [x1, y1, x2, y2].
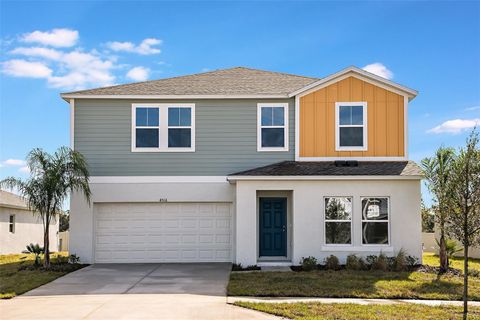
[257, 103, 289, 152]
[9, 214, 15, 233]
[132, 104, 195, 152]
[335, 102, 367, 151]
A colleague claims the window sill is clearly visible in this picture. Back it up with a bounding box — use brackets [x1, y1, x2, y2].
[321, 246, 393, 252]
[131, 148, 195, 153]
[335, 147, 368, 152]
[257, 147, 289, 152]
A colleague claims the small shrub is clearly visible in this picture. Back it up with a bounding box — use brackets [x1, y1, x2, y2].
[358, 257, 368, 270]
[371, 252, 388, 271]
[55, 255, 69, 264]
[22, 243, 44, 267]
[366, 255, 378, 269]
[68, 254, 80, 264]
[324, 255, 340, 270]
[300, 256, 318, 271]
[232, 263, 261, 271]
[406, 255, 419, 268]
[346, 254, 361, 270]
[468, 269, 480, 278]
[393, 249, 408, 271]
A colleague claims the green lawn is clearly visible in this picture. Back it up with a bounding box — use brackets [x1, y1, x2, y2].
[228, 253, 480, 300]
[423, 252, 480, 272]
[235, 302, 480, 320]
[0, 252, 85, 299]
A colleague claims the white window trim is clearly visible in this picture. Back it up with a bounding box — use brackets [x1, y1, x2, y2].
[360, 196, 390, 246]
[335, 102, 368, 152]
[131, 103, 195, 152]
[257, 103, 289, 152]
[323, 196, 353, 246]
[9, 214, 15, 233]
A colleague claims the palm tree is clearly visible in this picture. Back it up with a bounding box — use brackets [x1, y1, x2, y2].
[421, 147, 455, 272]
[1, 147, 91, 268]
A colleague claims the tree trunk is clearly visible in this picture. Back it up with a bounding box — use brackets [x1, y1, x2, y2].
[44, 218, 50, 268]
[464, 245, 468, 320]
[439, 231, 448, 272]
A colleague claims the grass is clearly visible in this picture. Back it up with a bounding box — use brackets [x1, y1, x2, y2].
[0, 252, 86, 299]
[423, 252, 480, 272]
[234, 302, 480, 320]
[228, 254, 480, 300]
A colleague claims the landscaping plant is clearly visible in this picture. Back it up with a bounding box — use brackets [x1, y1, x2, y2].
[324, 255, 340, 270]
[422, 146, 456, 272]
[1, 147, 91, 268]
[300, 256, 318, 271]
[444, 129, 480, 319]
[22, 243, 44, 267]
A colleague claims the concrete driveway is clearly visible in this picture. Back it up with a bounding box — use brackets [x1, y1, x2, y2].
[0, 263, 278, 320]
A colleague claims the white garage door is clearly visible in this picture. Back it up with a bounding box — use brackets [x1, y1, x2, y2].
[94, 202, 233, 263]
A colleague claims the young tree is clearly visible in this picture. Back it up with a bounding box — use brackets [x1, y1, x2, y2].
[1, 147, 91, 268]
[421, 199, 435, 233]
[445, 130, 480, 319]
[421, 147, 456, 271]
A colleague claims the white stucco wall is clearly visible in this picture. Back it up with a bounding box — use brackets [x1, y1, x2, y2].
[0, 207, 59, 254]
[71, 177, 421, 265]
[70, 179, 235, 263]
[235, 178, 422, 266]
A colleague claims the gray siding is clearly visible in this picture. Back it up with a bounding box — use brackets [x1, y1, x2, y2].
[74, 99, 295, 176]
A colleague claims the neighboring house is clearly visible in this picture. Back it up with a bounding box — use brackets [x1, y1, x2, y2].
[0, 190, 59, 254]
[63, 66, 422, 265]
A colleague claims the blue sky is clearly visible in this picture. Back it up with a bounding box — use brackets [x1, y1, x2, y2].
[0, 1, 479, 205]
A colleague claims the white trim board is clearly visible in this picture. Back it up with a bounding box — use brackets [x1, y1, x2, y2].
[61, 94, 288, 100]
[70, 99, 75, 149]
[89, 176, 229, 184]
[257, 103, 289, 152]
[297, 156, 408, 161]
[227, 175, 423, 182]
[289, 66, 418, 99]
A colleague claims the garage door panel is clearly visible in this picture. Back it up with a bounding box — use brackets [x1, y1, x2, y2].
[94, 202, 233, 263]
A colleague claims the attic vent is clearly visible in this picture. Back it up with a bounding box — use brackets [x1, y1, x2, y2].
[334, 160, 359, 167]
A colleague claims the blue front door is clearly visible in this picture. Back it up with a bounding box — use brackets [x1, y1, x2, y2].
[259, 197, 287, 257]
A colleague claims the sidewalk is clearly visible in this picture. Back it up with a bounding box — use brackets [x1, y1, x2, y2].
[228, 296, 480, 307]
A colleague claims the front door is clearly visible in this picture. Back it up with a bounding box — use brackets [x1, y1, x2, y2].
[259, 197, 287, 257]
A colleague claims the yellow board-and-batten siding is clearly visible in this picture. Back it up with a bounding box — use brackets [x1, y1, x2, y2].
[299, 76, 405, 158]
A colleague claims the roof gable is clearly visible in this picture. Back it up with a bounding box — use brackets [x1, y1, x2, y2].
[289, 66, 418, 100]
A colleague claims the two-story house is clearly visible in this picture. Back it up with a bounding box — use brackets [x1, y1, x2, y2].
[62, 66, 422, 266]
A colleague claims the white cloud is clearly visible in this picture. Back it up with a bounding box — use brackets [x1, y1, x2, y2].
[47, 50, 115, 89]
[428, 118, 480, 134]
[21, 28, 78, 47]
[19, 166, 30, 173]
[126, 66, 149, 81]
[107, 38, 162, 55]
[2, 159, 26, 166]
[10, 47, 63, 60]
[362, 63, 393, 80]
[1, 60, 52, 78]
[465, 106, 480, 111]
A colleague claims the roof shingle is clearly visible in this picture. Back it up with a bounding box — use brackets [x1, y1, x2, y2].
[63, 67, 319, 97]
[229, 161, 424, 177]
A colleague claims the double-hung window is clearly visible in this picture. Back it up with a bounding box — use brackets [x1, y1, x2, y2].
[257, 103, 288, 151]
[9, 214, 15, 233]
[324, 197, 352, 245]
[361, 197, 389, 245]
[132, 104, 195, 152]
[336, 102, 367, 151]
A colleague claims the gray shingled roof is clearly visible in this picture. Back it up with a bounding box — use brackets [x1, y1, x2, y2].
[230, 161, 424, 177]
[62, 67, 319, 96]
[0, 190, 29, 210]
